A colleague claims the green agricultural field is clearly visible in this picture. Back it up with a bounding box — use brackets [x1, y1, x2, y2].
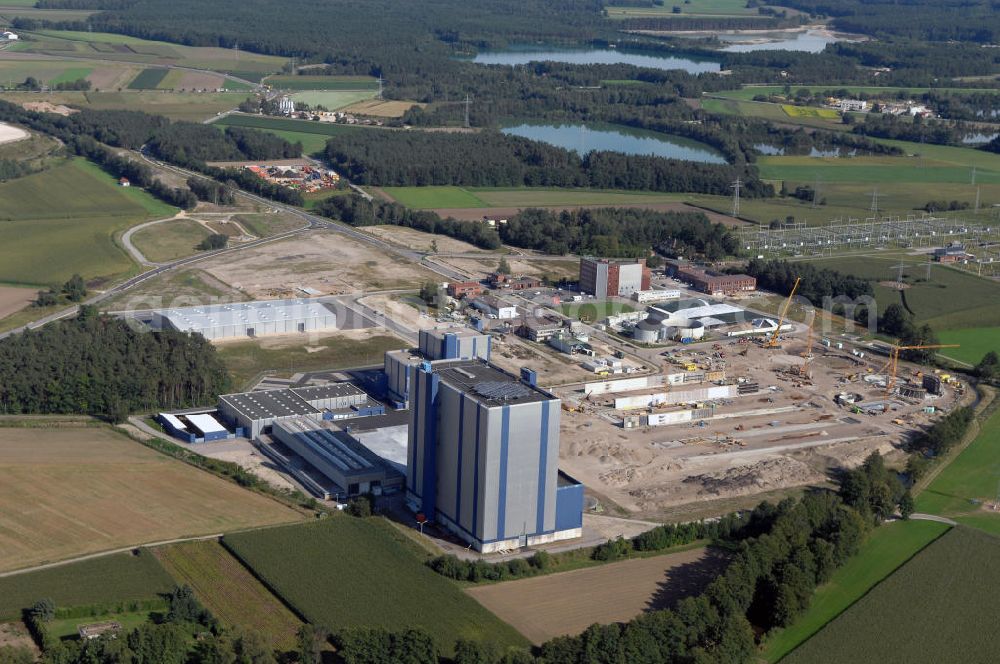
[0, 550, 175, 622]
[23, 30, 286, 77]
[265, 74, 379, 91]
[782, 527, 1000, 664]
[0, 158, 174, 285]
[605, 0, 755, 18]
[471, 187, 691, 208]
[128, 67, 169, 90]
[154, 540, 302, 650]
[223, 518, 528, 656]
[937, 327, 1000, 365]
[217, 333, 406, 389]
[289, 90, 376, 109]
[214, 115, 360, 154]
[762, 519, 949, 663]
[795, 255, 1000, 330]
[381, 186, 489, 208]
[756, 154, 1000, 185]
[49, 66, 92, 85]
[130, 219, 211, 263]
[915, 408, 1000, 535]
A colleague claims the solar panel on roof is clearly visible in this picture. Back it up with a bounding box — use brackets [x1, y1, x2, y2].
[473, 381, 532, 401]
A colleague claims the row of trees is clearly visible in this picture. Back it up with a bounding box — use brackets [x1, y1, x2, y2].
[323, 129, 772, 197]
[499, 207, 739, 258]
[35, 274, 87, 307]
[314, 195, 502, 250]
[906, 407, 975, 481]
[0, 307, 230, 422]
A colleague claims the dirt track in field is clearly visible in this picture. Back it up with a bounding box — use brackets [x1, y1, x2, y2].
[433, 202, 747, 226]
[466, 546, 728, 644]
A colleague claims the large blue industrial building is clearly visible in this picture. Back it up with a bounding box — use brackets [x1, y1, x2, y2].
[407, 358, 584, 553]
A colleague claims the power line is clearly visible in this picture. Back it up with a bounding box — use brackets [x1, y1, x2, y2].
[870, 187, 879, 216]
[730, 178, 741, 218]
[464, 94, 471, 128]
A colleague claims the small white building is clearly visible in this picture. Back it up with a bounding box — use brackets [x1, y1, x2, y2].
[471, 294, 519, 320]
[837, 99, 868, 112]
[632, 289, 681, 304]
[2, 31, 19, 41]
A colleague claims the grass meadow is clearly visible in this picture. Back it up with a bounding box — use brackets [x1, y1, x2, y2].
[223, 518, 529, 655]
[289, 90, 376, 109]
[937, 327, 1000, 365]
[130, 218, 211, 263]
[782, 527, 1000, 664]
[264, 74, 379, 91]
[915, 408, 1000, 535]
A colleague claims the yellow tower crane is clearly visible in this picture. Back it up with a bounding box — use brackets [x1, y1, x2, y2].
[766, 276, 801, 349]
[884, 343, 960, 395]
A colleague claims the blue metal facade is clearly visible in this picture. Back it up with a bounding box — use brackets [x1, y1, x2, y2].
[555, 481, 585, 532]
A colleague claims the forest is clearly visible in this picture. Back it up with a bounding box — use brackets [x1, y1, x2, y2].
[324, 130, 772, 197]
[0, 307, 230, 422]
[739, 258, 874, 307]
[499, 207, 739, 258]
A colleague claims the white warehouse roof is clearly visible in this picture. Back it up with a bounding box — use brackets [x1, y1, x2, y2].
[157, 299, 335, 334]
[186, 413, 228, 435]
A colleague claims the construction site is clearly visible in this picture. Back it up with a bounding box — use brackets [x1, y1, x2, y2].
[551, 282, 974, 520]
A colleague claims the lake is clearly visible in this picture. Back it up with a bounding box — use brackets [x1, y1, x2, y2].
[468, 46, 721, 74]
[502, 122, 728, 163]
[718, 28, 863, 53]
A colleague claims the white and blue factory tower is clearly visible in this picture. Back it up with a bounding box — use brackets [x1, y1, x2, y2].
[406, 359, 584, 553]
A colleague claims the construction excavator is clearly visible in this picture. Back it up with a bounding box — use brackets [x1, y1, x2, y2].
[765, 276, 801, 349]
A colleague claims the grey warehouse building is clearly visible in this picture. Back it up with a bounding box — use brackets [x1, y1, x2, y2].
[152, 298, 337, 340]
[408, 359, 584, 553]
[271, 416, 404, 497]
[218, 383, 369, 438]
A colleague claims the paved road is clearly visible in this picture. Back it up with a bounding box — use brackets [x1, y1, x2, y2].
[0, 533, 222, 579]
[120, 212, 186, 266]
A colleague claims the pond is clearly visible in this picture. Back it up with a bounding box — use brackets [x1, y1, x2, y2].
[718, 28, 864, 53]
[502, 122, 728, 163]
[467, 46, 721, 74]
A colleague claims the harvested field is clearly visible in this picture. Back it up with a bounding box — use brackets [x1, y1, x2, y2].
[359, 225, 485, 253]
[341, 99, 422, 117]
[154, 540, 302, 649]
[433, 255, 579, 281]
[0, 285, 36, 320]
[159, 69, 226, 90]
[203, 230, 440, 296]
[467, 546, 728, 644]
[0, 426, 304, 572]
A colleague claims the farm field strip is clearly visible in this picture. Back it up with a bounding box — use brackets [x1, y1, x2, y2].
[937, 328, 1000, 365]
[716, 85, 1000, 102]
[154, 540, 301, 649]
[782, 527, 1000, 664]
[467, 546, 728, 645]
[222, 518, 528, 655]
[0, 550, 175, 622]
[762, 519, 950, 662]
